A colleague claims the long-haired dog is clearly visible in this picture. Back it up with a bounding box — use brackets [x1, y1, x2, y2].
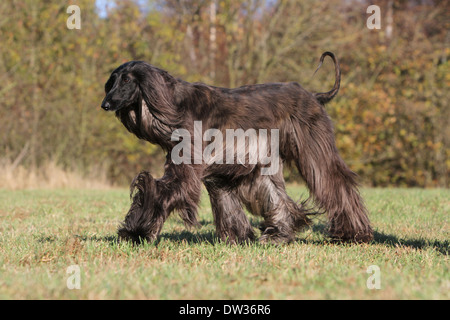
[101, 52, 373, 244]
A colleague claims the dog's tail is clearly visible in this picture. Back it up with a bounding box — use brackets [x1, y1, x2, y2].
[313, 52, 341, 104]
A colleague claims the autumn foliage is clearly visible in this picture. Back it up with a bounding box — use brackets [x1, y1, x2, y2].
[0, 0, 448, 187]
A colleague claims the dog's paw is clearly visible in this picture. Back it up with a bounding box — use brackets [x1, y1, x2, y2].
[259, 226, 294, 245]
[117, 227, 155, 245]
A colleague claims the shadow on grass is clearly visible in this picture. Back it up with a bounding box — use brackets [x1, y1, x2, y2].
[36, 234, 119, 246]
[158, 230, 446, 254]
[372, 230, 448, 255]
[159, 230, 218, 245]
[68, 232, 218, 247]
[299, 223, 448, 255]
[36, 223, 448, 255]
[305, 223, 448, 254]
[77, 235, 118, 244]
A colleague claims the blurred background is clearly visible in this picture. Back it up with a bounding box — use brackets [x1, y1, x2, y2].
[0, 0, 448, 188]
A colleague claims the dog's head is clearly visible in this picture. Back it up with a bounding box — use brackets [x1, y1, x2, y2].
[101, 61, 180, 127]
[101, 61, 147, 112]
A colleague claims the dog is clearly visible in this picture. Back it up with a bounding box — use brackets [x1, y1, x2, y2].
[102, 52, 373, 244]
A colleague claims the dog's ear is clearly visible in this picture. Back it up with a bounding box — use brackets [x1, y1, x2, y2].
[136, 64, 181, 127]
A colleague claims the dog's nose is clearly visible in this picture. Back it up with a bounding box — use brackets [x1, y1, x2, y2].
[102, 101, 111, 110]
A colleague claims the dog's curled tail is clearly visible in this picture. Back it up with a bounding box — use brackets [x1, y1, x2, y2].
[313, 52, 341, 104]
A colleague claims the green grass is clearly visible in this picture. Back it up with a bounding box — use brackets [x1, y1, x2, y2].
[0, 187, 448, 299]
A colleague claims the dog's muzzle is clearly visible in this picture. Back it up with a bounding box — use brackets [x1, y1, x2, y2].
[101, 101, 111, 111]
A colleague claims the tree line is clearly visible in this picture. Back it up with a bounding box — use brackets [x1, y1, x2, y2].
[0, 0, 448, 187]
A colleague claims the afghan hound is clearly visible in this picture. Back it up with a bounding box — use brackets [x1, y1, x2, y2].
[101, 52, 373, 244]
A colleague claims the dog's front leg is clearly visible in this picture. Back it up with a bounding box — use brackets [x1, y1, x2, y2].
[118, 161, 202, 244]
[117, 171, 164, 244]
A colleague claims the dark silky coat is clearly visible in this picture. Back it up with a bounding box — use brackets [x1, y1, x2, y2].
[102, 52, 373, 244]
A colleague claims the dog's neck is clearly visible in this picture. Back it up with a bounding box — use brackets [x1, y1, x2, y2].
[116, 100, 174, 151]
[116, 73, 209, 153]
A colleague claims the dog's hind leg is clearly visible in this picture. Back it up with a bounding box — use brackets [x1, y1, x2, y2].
[287, 113, 373, 242]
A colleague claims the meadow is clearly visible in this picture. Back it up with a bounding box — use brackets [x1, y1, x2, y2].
[0, 186, 448, 299]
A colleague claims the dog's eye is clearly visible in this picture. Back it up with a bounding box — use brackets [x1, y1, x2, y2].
[123, 76, 130, 83]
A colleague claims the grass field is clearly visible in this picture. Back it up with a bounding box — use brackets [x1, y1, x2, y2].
[0, 186, 448, 299]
